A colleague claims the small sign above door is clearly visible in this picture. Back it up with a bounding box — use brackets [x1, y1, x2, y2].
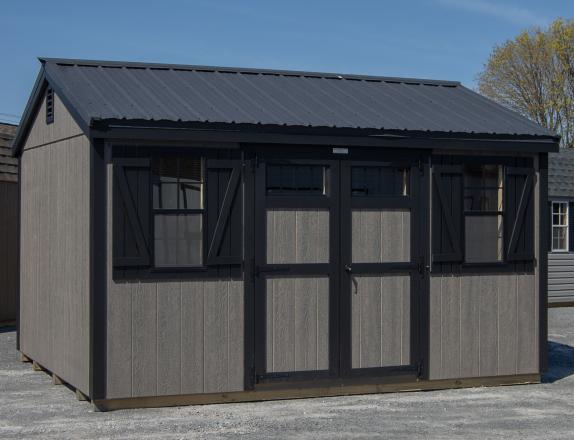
[333, 147, 349, 154]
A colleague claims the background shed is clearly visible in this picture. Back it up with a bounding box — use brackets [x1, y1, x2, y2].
[0, 122, 18, 324]
[549, 149, 574, 306]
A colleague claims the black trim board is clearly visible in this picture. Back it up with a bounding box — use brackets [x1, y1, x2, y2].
[91, 122, 560, 153]
[539, 153, 549, 372]
[12, 65, 91, 157]
[89, 138, 108, 400]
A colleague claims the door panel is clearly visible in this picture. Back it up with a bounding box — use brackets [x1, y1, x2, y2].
[266, 276, 330, 372]
[352, 209, 411, 263]
[266, 209, 329, 264]
[351, 275, 411, 369]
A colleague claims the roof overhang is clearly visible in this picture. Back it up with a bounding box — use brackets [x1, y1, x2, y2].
[91, 119, 560, 153]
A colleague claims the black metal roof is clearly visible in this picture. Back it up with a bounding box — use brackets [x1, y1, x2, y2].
[549, 149, 574, 198]
[12, 58, 559, 154]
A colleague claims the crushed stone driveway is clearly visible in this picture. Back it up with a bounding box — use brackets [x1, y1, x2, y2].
[1, 308, 574, 439]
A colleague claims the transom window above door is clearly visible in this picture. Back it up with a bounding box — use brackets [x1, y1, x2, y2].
[351, 166, 410, 197]
[266, 164, 327, 195]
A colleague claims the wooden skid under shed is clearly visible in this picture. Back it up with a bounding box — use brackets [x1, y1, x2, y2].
[93, 373, 540, 411]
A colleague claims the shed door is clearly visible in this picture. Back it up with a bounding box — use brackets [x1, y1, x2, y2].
[252, 152, 426, 384]
[340, 160, 423, 378]
[253, 157, 340, 383]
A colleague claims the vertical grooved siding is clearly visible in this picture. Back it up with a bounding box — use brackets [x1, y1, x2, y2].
[429, 273, 538, 379]
[106, 162, 244, 399]
[19, 91, 90, 394]
[351, 275, 411, 368]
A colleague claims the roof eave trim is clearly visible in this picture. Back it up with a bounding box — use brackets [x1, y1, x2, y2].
[11, 68, 47, 156]
[12, 62, 92, 157]
[90, 121, 560, 153]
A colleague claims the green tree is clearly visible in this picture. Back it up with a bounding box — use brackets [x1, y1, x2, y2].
[478, 18, 574, 147]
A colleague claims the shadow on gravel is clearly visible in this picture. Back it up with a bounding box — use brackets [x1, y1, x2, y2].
[0, 326, 16, 334]
[543, 341, 574, 383]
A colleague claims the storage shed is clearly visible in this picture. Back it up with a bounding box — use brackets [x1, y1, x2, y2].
[0, 122, 18, 325]
[548, 148, 574, 306]
[12, 58, 559, 411]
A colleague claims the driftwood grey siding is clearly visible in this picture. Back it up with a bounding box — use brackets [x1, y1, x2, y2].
[0, 181, 18, 323]
[351, 275, 410, 369]
[24, 93, 83, 150]
[548, 253, 574, 303]
[266, 209, 329, 264]
[428, 274, 538, 379]
[106, 162, 244, 399]
[352, 210, 410, 263]
[265, 277, 329, 372]
[19, 92, 91, 394]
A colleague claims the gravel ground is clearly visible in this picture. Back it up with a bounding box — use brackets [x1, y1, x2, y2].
[1, 308, 574, 439]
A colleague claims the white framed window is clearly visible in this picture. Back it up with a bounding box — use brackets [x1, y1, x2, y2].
[552, 201, 569, 252]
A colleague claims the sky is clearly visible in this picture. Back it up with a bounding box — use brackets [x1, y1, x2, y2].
[1, 0, 573, 125]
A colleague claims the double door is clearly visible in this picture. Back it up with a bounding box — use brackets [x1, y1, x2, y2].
[252, 149, 427, 384]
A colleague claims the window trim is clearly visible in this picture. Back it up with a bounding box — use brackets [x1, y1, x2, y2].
[551, 201, 569, 253]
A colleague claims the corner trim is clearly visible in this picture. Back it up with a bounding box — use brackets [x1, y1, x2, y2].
[89, 138, 108, 399]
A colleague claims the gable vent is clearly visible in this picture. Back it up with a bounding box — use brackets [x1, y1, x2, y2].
[45, 87, 54, 124]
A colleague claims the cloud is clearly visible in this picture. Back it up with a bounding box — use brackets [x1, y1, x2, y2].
[435, 0, 550, 27]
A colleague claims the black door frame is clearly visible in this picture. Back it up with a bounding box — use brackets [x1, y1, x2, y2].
[247, 146, 430, 387]
[339, 157, 425, 379]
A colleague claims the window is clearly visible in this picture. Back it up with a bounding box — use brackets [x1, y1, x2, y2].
[463, 164, 504, 263]
[152, 157, 204, 267]
[267, 164, 326, 195]
[351, 166, 409, 196]
[552, 201, 569, 252]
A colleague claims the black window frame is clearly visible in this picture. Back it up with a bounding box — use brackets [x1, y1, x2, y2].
[463, 163, 505, 264]
[151, 155, 207, 270]
[551, 200, 569, 253]
[432, 155, 535, 274]
[111, 144, 244, 282]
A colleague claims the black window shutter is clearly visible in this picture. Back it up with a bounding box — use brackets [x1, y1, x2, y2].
[206, 159, 242, 265]
[505, 167, 535, 261]
[432, 165, 464, 262]
[569, 202, 574, 252]
[113, 158, 152, 267]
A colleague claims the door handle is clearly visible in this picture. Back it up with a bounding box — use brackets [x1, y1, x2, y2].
[345, 265, 359, 294]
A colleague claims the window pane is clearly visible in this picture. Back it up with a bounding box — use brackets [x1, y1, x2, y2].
[465, 215, 503, 263]
[179, 183, 203, 209]
[179, 157, 203, 183]
[153, 157, 178, 183]
[154, 214, 202, 267]
[464, 188, 502, 211]
[267, 165, 326, 195]
[464, 164, 503, 212]
[153, 182, 178, 209]
[351, 166, 409, 197]
[553, 226, 568, 251]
